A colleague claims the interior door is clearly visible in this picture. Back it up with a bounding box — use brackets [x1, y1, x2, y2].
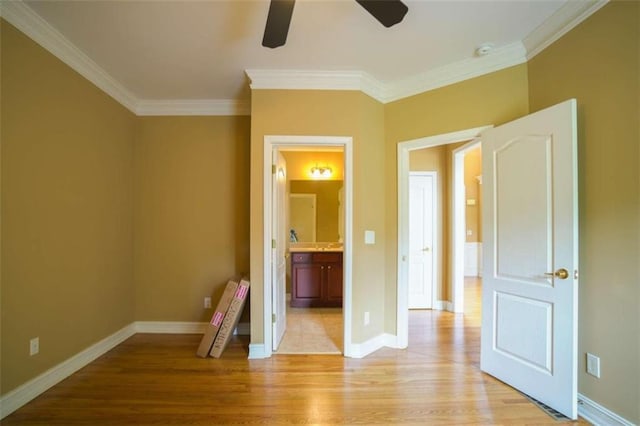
[272, 150, 287, 350]
[480, 99, 578, 419]
[408, 173, 435, 309]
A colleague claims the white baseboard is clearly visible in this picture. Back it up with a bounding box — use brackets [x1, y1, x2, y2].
[134, 321, 250, 336]
[434, 300, 454, 312]
[0, 320, 253, 419]
[348, 334, 385, 358]
[248, 343, 268, 359]
[0, 323, 136, 420]
[134, 321, 206, 334]
[578, 393, 635, 426]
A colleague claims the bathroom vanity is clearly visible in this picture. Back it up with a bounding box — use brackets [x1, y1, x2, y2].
[290, 245, 343, 308]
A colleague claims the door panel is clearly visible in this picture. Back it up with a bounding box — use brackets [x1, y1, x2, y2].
[481, 99, 578, 419]
[495, 136, 552, 281]
[272, 151, 287, 350]
[408, 173, 435, 309]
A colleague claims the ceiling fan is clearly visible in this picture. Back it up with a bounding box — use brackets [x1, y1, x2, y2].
[262, 0, 408, 48]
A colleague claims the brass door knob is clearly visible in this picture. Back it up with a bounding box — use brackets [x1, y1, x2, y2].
[545, 268, 569, 280]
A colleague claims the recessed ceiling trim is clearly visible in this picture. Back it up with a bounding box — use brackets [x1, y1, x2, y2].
[1, 0, 139, 113]
[524, 0, 609, 60]
[136, 100, 251, 116]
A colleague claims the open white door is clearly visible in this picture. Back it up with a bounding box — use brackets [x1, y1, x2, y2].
[480, 99, 578, 419]
[272, 150, 287, 350]
[408, 172, 436, 309]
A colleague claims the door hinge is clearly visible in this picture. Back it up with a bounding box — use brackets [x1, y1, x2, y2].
[272, 313, 276, 324]
[272, 164, 276, 174]
[272, 239, 276, 249]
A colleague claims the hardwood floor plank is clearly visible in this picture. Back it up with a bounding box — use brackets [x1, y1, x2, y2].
[3, 281, 588, 425]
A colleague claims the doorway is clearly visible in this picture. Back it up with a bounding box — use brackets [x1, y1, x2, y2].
[262, 135, 354, 358]
[397, 126, 491, 348]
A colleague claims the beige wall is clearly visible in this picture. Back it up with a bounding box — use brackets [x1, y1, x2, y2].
[1, 21, 136, 394]
[134, 116, 250, 322]
[528, 1, 639, 422]
[250, 90, 386, 345]
[464, 146, 482, 243]
[384, 65, 530, 332]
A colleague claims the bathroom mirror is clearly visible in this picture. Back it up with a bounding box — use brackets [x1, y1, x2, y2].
[289, 180, 343, 243]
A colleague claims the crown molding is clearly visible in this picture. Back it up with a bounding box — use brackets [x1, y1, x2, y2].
[1, 0, 139, 113]
[524, 0, 609, 60]
[246, 42, 527, 104]
[245, 69, 387, 102]
[136, 99, 251, 116]
[384, 42, 527, 103]
[4, 0, 610, 113]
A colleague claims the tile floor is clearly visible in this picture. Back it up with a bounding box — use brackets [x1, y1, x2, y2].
[275, 304, 343, 354]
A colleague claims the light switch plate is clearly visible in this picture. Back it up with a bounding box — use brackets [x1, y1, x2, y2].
[364, 230, 375, 245]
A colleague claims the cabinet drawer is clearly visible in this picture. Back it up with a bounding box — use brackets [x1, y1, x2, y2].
[291, 252, 312, 263]
[312, 252, 342, 263]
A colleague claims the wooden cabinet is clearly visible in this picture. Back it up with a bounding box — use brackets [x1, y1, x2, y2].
[291, 252, 343, 308]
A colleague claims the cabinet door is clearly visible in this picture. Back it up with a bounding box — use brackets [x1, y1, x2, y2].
[325, 262, 343, 307]
[291, 263, 323, 307]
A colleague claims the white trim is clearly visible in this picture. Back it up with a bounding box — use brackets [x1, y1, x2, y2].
[452, 140, 483, 313]
[578, 393, 635, 426]
[348, 334, 386, 359]
[135, 99, 250, 116]
[3, 0, 607, 114]
[245, 69, 386, 102]
[433, 300, 454, 312]
[0, 324, 136, 419]
[464, 242, 482, 277]
[262, 135, 354, 359]
[134, 321, 206, 334]
[385, 42, 527, 103]
[397, 126, 492, 347]
[248, 344, 269, 359]
[524, 0, 609, 60]
[1, 0, 138, 113]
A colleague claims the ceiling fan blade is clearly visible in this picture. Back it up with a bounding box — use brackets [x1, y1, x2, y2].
[262, 0, 296, 48]
[355, 0, 408, 28]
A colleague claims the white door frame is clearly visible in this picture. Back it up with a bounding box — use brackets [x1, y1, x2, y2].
[452, 139, 482, 313]
[263, 135, 353, 357]
[397, 126, 491, 348]
[408, 171, 437, 310]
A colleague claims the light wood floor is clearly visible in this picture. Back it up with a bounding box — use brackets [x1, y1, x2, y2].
[4, 279, 587, 425]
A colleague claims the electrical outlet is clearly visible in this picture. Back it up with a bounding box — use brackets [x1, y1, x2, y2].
[204, 297, 212, 309]
[30, 337, 39, 356]
[364, 311, 370, 326]
[586, 353, 600, 378]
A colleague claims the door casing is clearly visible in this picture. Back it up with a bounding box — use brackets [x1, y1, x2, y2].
[397, 125, 492, 348]
[263, 135, 353, 357]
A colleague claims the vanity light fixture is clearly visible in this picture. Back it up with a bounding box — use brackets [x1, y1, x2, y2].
[310, 164, 332, 178]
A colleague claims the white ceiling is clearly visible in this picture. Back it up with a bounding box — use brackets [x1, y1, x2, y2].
[3, 0, 606, 113]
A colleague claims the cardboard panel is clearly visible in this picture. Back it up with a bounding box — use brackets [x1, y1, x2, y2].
[210, 278, 250, 358]
[196, 279, 239, 357]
